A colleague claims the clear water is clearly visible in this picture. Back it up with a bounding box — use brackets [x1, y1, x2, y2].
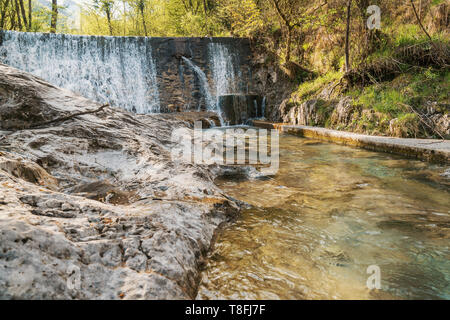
[198, 134, 450, 300]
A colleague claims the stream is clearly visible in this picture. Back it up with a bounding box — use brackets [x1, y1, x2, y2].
[198, 133, 450, 300]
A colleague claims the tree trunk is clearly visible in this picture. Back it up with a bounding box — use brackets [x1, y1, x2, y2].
[202, 0, 209, 34]
[140, 8, 147, 36]
[0, 0, 10, 28]
[14, 0, 22, 30]
[106, 9, 113, 35]
[10, 10, 16, 29]
[286, 26, 292, 63]
[50, 0, 57, 33]
[122, 0, 126, 35]
[344, 0, 352, 73]
[27, 0, 31, 30]
[18, 0, 27, 29]
[410, 0, 432, 41]
[270, 0, 294, 63]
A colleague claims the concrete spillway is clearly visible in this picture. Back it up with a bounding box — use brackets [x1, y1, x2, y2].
[0, 30, 260, 120]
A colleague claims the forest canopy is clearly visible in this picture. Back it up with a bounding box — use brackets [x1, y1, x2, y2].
[1, 0, 448, 74]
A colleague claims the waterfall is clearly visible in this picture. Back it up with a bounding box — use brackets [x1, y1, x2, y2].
[261, 96, 266, 119]
[208, 42, 238, 99]
[0, 31, 257, 122]
[181, 56, 215, 111]
[181, 56, 229, 126]
[207, 42, 241, 125]
[0, 31, 160, 113]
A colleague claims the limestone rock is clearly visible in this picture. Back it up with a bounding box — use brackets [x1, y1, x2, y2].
[430, 113, 450, 138]
[330, 96, 355, 126]
[283, 99, 333, 126]
[0, 157, 59, 190]
[0, 63, 239, 299]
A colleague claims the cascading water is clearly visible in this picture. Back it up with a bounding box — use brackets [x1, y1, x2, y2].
[181, 56, 215, 111]
[261, 96, 266, 119]
[208, 42, 238, 99]
[0, 30, 160, 113]
[0, 31, 259, 122]
[181, 56, 226, 125]
[208, 42, 266, 124]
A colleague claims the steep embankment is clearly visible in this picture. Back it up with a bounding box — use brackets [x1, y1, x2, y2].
[248, 1, 449, 139]
[0, 64, 238, 299]
[259, 42, 449, 139]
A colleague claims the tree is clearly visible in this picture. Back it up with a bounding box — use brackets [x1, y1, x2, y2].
[27, 0, 30, 30]
[18, 0, 27, 29]
[136, 0, 147, 36]
[93, 0, 115, 35]
[410, 0, 432, 41]
[50, 0, 57, 33]
[14, 0, 22, 30]
[269, 0, 299, 63]
[344, 0, 352, 72]
[268, 0, 314, 63]
[218, 0, 263, 37]
[0, 0, 11, 29]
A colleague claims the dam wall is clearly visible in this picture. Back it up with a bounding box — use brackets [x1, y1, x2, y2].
[0, 31, 256, 116]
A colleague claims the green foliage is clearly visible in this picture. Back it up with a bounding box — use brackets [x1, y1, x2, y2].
[294, 71, 342, 100]
[355, 86, 406, 115]
[390, 24, 446, 47]
[349, 69, 449, 116]
[218, 0, 263, 37]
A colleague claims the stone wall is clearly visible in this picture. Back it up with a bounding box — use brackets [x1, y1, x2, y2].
[152, 37, 255, 112]
[0, 31, 256, 114]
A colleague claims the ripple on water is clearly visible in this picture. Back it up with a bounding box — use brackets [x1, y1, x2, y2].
[197, 135, 450, 300]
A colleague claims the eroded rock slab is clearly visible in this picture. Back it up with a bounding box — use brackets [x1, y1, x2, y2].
[0, 63, 239, 299]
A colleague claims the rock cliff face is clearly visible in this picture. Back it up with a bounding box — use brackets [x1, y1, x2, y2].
[249, 50, 449, 139]
[278, 94, 449, 139]
[250, 54, 296, 122]
[0, 64, 239, 299]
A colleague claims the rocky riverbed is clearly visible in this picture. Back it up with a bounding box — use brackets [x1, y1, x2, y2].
[0, 63, 239, 299]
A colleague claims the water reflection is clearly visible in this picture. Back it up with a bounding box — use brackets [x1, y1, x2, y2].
[197, 134, 450, 300]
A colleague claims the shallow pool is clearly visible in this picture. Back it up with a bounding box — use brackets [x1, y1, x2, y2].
[197, 134, 450, 300]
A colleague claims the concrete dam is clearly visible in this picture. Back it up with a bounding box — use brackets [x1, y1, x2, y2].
[0, 30, 264, 124]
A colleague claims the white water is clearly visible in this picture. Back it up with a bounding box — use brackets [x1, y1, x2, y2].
[261, 96, 266, 118]
[180, 43, 241, 125]
[208, 42, 238, 100]
[182, 55, 230, 126]
[0, 31, 256, 120]
[181, 56, 216, 111]
[0, 31, 160, 113]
